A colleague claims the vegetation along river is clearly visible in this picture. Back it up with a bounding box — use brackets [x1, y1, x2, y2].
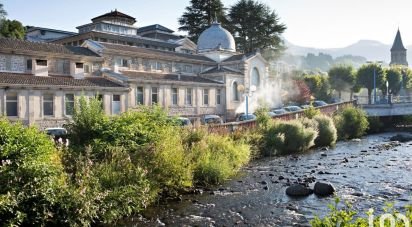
[127, 132, 412, 226]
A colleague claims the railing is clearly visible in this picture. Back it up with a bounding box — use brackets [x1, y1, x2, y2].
[208, 100, 355, 134]
[355, 95, 412, 105]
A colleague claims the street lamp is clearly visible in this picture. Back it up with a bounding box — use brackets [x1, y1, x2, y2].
[237, 84, 257, 117]
[366, 61, 383, 104]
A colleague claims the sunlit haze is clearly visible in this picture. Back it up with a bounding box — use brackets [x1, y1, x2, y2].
[3, 0, 412, 48]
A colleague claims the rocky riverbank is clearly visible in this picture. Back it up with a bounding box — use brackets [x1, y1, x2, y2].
[126, 133, 412, 226]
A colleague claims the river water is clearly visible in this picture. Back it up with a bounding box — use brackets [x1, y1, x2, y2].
[128, 133, 412, 226]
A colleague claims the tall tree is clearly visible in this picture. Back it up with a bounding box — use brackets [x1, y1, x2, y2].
[303, 74, 331, 101]
[328, 65, 356, 99]
[0, 2, 7, 21]
[356, 63, 385, 104]
[384, 67, 402, 95]
[0, 19, 25, 39]
[228, 0, 286, 56]
[178, 0, 227, 43]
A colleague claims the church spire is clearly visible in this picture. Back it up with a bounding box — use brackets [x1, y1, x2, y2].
[391, 29, 406, 51]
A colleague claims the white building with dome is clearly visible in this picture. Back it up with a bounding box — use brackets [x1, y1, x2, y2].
[0, 10, 271, 127]
[77, 11, 270, 121]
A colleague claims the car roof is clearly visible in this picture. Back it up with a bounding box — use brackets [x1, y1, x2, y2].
[45, 127, 66, 130]
[204, 114, 221, 119]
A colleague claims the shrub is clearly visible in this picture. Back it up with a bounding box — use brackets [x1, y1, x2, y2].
[263, 120, 318, 155]
[191, 133, 251, 185]
[367, 116, 384, 134]
[313, 115, 337, 147]
[334, 107, 369, 140]
[255, 106, 271, 129]
[0, 119, 67, 226]
[304, 106, 321, 119]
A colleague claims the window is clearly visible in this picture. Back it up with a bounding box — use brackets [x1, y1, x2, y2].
[203, 89, 209, 105]
[122, 59, 128, 67]
[136, 87, 144, 105]
[43, 94, 54, 116]
[251, 67, 260, 87]
[185, 88, 192, 105]
[26, 59, 32, 70]
[6, 94, 18, 116]
[233, 82, 239, 101]
[65, 94, 74, 116]
[36, 59, 47, 66]
[75, 62, 83, 68]
[171, 88, 178, 105]
[216, 89, 221, 105]
[96, 94, 104, 109]
[112, 94, 121, 114]
[84, 64, 90, 73]
[156, 61, 163, 70]
[151, 87, 158, 105]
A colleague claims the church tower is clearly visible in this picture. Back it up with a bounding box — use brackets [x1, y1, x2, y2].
[390, 29, 408, 66]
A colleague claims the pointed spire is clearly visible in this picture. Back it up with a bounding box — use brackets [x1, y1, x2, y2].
[391, 29, 407, 51]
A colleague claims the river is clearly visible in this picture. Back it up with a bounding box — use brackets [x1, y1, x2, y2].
[126, 132, 412, 226]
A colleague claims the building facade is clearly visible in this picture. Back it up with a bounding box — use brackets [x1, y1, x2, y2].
[1, 9, 270, 127]
[0, 38, 129, 129]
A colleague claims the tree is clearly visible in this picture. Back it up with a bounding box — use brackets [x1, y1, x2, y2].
[0, 19, 25, 39]
[303, 74, 331, 101]
[0, 3, 7, 21]
[228, 0, 286, 56]
[385, 67, 402, 95]
[356, 63, 385, 104]
[178, 0, 227, 43]
[328, 65, 356, 99]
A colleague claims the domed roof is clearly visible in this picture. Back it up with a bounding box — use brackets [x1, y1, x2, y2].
[197, 22, 236, 53]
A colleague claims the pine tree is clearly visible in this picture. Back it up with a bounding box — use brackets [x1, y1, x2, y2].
[178, 0, 227, 43]
[228, 0, 286, 57]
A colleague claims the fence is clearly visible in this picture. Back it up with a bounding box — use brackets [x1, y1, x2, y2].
[207, 100, 355, 134]
[355, 95, 412, 105]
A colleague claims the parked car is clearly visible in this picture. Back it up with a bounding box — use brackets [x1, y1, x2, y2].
[284, 106, 302, 112]
[175, 117, 192, 127]
[236, 113, 257, 121]
[313, 100, 328, 107]
[271, 108, 288, 115]
[300, 104, 311, 109]
[45, 127, 68, 143]
[201, 115, 223, 125]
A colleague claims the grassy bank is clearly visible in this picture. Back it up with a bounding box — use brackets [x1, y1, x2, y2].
[0, 98, 369, 225]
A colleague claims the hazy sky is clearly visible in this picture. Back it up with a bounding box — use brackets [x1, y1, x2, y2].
[3, 0, 412, 48]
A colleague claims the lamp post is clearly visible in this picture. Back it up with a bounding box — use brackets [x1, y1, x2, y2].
[366, 61, 383, 104]
[238, 84, 257, 117]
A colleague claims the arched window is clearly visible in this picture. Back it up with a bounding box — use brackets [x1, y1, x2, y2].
[251, 67, 260, 87]
[232, 81, 239, 101]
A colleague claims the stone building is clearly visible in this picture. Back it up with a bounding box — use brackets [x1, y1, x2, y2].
[0, 38, 128, 128]
[390, 29, 408, 66]
[1, 9, 270, 127]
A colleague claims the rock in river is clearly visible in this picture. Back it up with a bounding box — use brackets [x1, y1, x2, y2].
[314, 182, 335, 196]
[286, 184, 313, 197]
[390, 134, 412, 143]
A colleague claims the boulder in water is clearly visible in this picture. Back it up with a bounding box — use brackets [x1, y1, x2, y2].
[390, 134, 412, 143]
[314, 182, 335, 196]
[286, 184, 313, 197]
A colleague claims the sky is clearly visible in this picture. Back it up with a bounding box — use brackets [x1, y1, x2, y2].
[2, 0, 412, 48]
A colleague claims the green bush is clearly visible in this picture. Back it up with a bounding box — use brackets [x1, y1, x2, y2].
[334, 107, 369, 140]
[313, 115, 337, 147]
[255, 106, 271, 129]
[0, 119, 67, 226]
[311, 198, 412, 227]
[263, 120, 318, 155]
[304, 106, 321, 119]
[367, 116, 385, 134]
[190, 133, 251, 185]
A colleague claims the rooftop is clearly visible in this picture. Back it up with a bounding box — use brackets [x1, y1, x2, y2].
[0, 37, 100, 57]
[0, 72, 125, 88]
[136, 24, 174, 34]
[91, 9, 136, 24]
[99, 42, 215, 62]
